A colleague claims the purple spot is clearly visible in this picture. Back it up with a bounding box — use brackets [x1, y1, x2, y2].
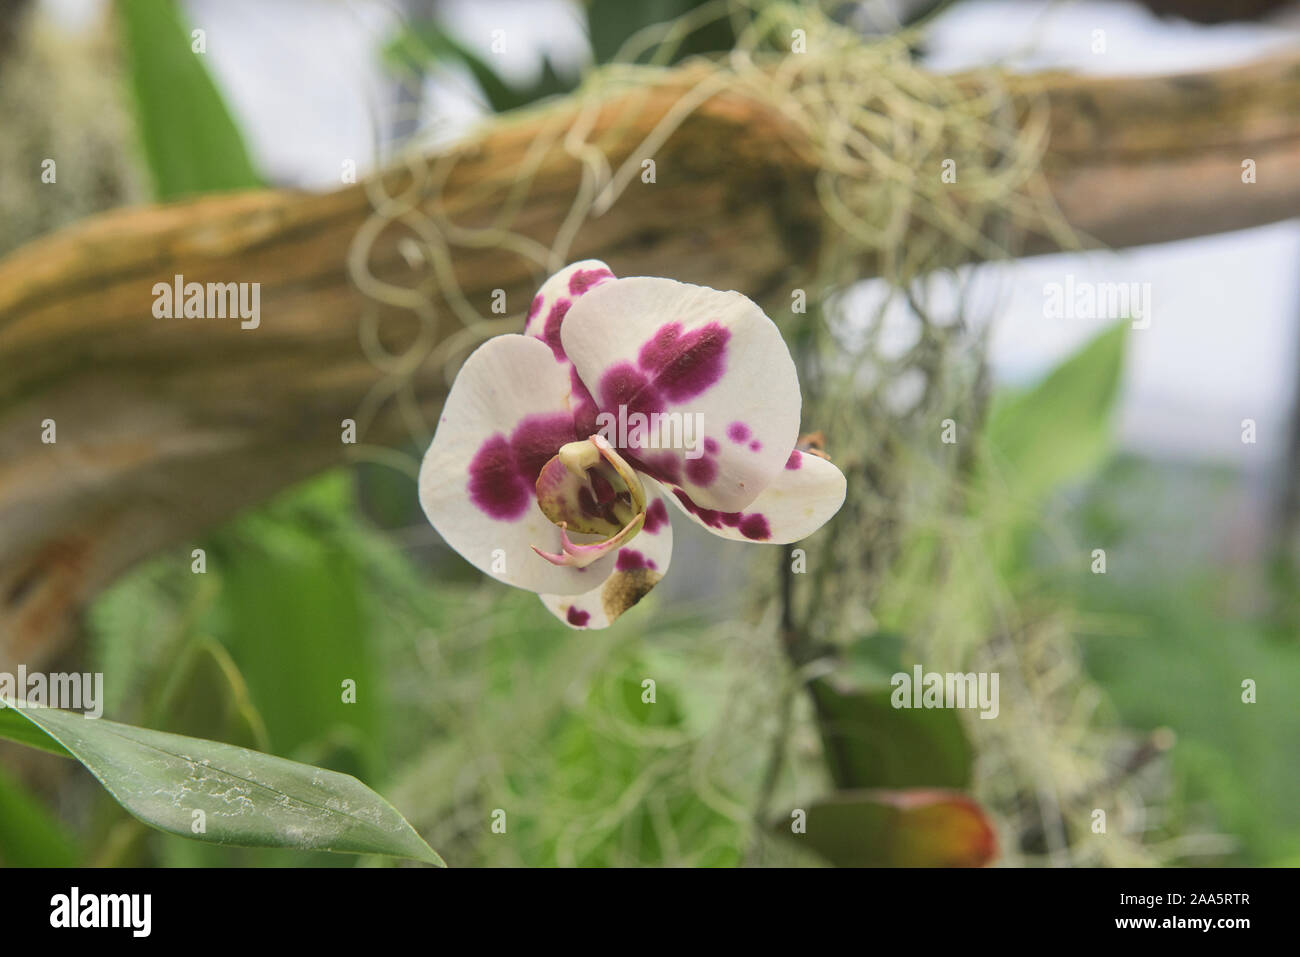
[739, 514, 771, 540]
[510, 413, 578, 485]
[542, 299, 571, 361]
[685, 455, 718, 486]
[599, 362, 664, 421]
[570, 366, 600, 437]
[785, 450, 802, 470]
[569, 267, 613, 295]
[637, 321, 730, 401]
[630, 451, 682, 485]
[567, 606, 590, 627]
[671, 487, 771, 541]
[749, 440, 762, 452]
[727, 422, 751, 443]
[586, 322, 729, 472]
[672, 487, 723, 529]
[525, 293, 544, 330]
[468, 435, 531, 520]
[616, 549, 648, 571]
[468, 413, 578, 521]
[643, 498, 669, 534]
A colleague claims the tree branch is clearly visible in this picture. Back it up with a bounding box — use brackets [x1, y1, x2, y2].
[2, 51, 1298, 667]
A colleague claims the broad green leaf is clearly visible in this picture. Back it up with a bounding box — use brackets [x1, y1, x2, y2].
[975, 321, 1128, 579]
[832, 630, 907, 687]
[776, 789, 997, 867]
[809, 663, 973, 790]
[8, 705, 444, 865]
[117, 0, 261, 199]
[0, 763, 80, 866]
[983, 321, 1128, 506]
[0, 706, 72, 758]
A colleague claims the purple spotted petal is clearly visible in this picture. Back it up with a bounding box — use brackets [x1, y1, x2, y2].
[418, 334, 618, 596]
[524, 259, 615, 366]
[562, 277, 802, 512]
[652, 450, 846, 545]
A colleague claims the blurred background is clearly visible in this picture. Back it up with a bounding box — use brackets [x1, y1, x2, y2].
[1, 0, 1298, 867]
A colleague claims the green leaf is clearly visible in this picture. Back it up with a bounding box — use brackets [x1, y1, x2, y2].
[5, 705, 444, 866]
[117, 0, 261, 199]
[0, 764, 80, 866]
[809, 664, 974, 790]
[0, 706, 73, 758]
[384, 23, 572, 113]
[983, 321, 1128, 506]
[776, 789, 997, 867]
[586, 0, 736, 65]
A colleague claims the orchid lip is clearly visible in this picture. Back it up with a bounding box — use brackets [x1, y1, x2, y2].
[531, 435, 647, 568]
[531, 513, 646, 568]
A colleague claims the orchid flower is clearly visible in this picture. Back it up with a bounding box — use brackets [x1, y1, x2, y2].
[418, 261, 847, 629]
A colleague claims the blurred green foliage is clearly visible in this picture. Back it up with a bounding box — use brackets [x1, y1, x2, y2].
[585, 0, 737, 64]
[871, 322, 1129, 658]
[0, 763, 80, 867]
[71, 471, 777, 866]
[384, 20, 572, 113]
[82, 473, 427, 866]
[382, 0, 736, 117]
[1072, 457, 1300, 865]
[199, 481, 383, 782]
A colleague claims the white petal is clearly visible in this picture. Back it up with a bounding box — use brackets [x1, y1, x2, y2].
[524, 260, 616, 439]
[418, 334, 616, 595]
[657, 450, 846, 545]
[539, 492, 674, 629]
[561, 277, 801, 512]
[524, 259, 617, 364]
